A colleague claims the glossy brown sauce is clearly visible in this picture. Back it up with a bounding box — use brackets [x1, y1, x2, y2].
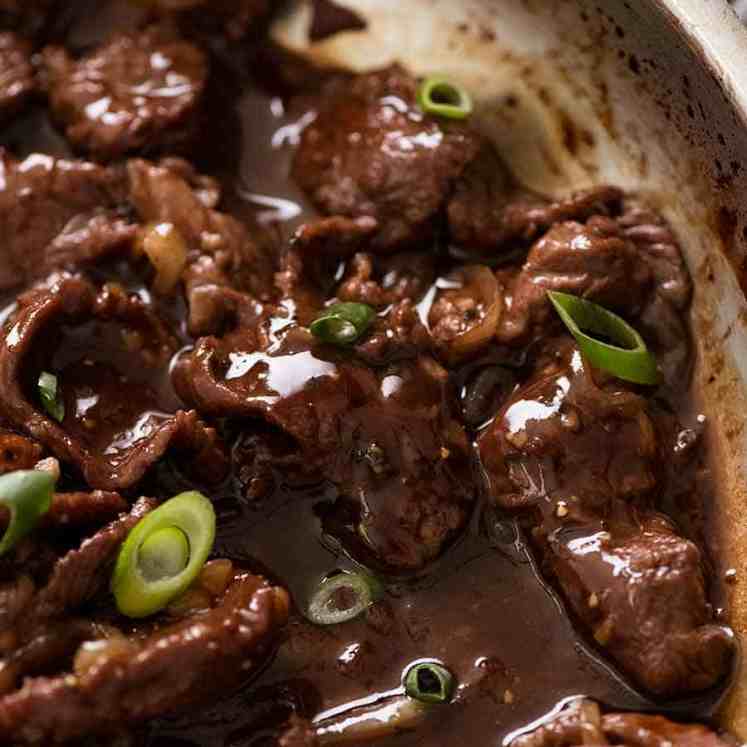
[0, 3, 732, 745]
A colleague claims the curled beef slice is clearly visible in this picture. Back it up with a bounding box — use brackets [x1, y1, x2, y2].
[498, 216, 650, 343]
[511, 698, 732, 747]
[292, 65, 481, 252]
[478, 343, 733, 696]
[0, 150, 136, 292]
[0, 32, 35, 122]
[0, 274, 227, 490]
[447, 145, 623, 253]
[174, 315, 474, 570]
[42, 26, 208, 159]
[127, 157, 274, 335]
[0, 572, 289, 744]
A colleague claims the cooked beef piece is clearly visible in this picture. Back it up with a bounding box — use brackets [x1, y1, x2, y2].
[0, 573, 288, 744]
[498, 216, 650, 343]
[0, 274, 228, 490]
[0, 428, 43, 474]
[127, 157, 275, 335]
[42, 490, 127, 529]
[292, 65, 481, 252]
[174, 316, 474, 570]
[0, 150, 136, 292]
[309, 0, 366, 41]
[479, 342, 733, 696]
[447, 145, 622, 253]
[42, 26, 208, 159]
[29, 497, 156, 625]
[0, 32, 34, 122]
[511, 698, 732, 747]
[291, 215, 379, 258]
[278, 715, 319, 747]
[337, 251, 435, 308]
[0, 576, 35, 633]
[497, 204, 691, 370]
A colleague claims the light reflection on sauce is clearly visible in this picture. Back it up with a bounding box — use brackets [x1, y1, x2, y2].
[504, 376, 570, 435]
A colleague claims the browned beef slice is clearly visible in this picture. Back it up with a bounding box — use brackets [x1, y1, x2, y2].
[0, 572, 289, 744]
[174, 316, 474, 570]
[478, 343, 733, 696]
[0, 428, 42, 474]
[511, 699, 732, 747]
[42, 25, 208, 159]
[0, 32, 34, 121]
[447, 145, 623, 253]
[498, 216, 650, 342]
[29, 497, 156, 624]
[0, 274, 228, 490]
[0, 150, 136, 292]
[127, 157, 275, 335]
[42, 490, 127, 529]
[292, 65, 481, 252]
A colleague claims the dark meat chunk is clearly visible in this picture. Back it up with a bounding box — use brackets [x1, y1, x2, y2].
[127, 157, 274, 335]
[478, 343, 733, 696]
[43, 490, 127, 529]
[291, 215, 379, 258]
[29, 497, 156, 624]
[511, 698, 732, 747]
[0, 572, 289, 744]
[174, 316, 474, 570]
[0, 32, 34, 122]
[293, 65, 481, 252]
[0, 274, 228, 490]
[309, 0, 366, 41]
[0, 150, 136, 292]
[337, 250, 435, 308]
[447, 145, 622, 253]
[42, 26, 208, 159]
[498, 216, 649, 342]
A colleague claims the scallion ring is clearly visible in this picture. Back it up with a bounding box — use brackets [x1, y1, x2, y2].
[403, 661, 455, 705]
[547, 291, 659, 385]
[0, 470, 56, 556]
[310, 302, 375, 346]
[38, 371, 64, 422]
[417, 77, 473, 120]
[111, 491, 216, 618]
[307, 571, 381, 625]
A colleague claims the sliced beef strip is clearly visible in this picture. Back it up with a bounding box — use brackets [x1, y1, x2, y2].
[174, 314, 474, 570]
[42, 490, 127, 529]
[447, 144, 623, 253]
[0, 32, 35, 122]
[42, 25, 208, 159]
[0, 571, 289, 744]
[292, 64, 481, 253]
[127, 157, 275, 335]
[0, 427, 43, 474]
[29, 496, 156, 625]
[511, 698, 732, 747]
[478, 342, 734, 697]
[0, 274, 228, 490]
[0, 150, 136, 293]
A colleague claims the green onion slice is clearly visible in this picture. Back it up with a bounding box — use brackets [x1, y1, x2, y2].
[547, 291, 659, 385]
[111, 491, 216, 618]
[310, 302, 375, 346]
[404, 661, 455, 704]
[417, 77, 473, 120]
[38, 371, 64, 422]
[307, 571, 381, 625]
[0, 470, 56, 556]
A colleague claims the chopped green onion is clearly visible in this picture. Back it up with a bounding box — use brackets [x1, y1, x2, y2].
[111, 491, 216, 618]
[403, 661, 455, 704]
[307, 571, 381, 625]
[310, 302, 375, 346]
[547, 291, 659, 385]
[38, 371, 64, 422]
[417, 77, 473, 120]
[0, 470, 56, 556]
